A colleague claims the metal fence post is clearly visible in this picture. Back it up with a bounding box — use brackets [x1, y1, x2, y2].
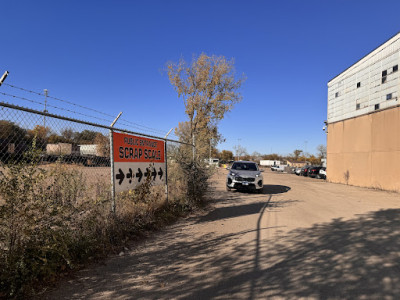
[0, 71, 9, 86]
[164, 128, 173, 204]
[110, 112, 122, 213]
[165, 140, 168, 204]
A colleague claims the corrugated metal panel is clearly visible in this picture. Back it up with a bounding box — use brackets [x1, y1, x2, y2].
[328, 33, 400, 123]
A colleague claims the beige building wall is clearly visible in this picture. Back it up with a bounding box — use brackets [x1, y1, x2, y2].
[327, 106, 400, 192]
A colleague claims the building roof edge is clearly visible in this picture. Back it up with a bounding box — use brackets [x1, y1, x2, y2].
[328, 30, 400, 84]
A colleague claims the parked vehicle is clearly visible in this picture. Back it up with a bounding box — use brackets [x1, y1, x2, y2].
[300, 165, 311, 176]
[271, 165, 279, 171]
[294, 167, 302, 175]
[308, 166, 323, 178]
[271, 165, 288, 172]
[319, 167, 326, 179]
[226, 161, 263, 193]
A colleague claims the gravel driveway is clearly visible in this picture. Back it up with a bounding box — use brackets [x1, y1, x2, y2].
[45, 168, 400, 299]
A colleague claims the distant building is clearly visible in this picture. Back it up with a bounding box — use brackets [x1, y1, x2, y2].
[327, 31, 400, 192]
[286, 160, 306, 168]
[46, 143, 80, 156]
[79, 144, 99, 156]
[260, 160, 281, 167]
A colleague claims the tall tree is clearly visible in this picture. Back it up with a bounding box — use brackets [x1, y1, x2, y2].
[220, 150, 233, 162]
[262, 153, 281, 161]
[316, 144, 327, 159]
[167, 53, 245, 159]
[61, 128, 75, 142]
[27, 125, 51, 149]
[251, 151, 262, 162]
[292, 149, 303, 161]
[233, 145, 247, 160]
[0, 121, 27, 143]
[74, 130, 98, 145]
[94, 133, 109, 157]
[0, 121, 27, 158]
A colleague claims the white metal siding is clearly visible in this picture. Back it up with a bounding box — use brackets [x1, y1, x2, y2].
[328, 33, 400, 123]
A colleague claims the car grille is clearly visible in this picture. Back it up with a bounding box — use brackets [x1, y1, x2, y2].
[235, 176, 255, 182]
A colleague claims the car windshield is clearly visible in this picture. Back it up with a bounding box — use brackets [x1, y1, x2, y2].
[231, 162, 258, 171]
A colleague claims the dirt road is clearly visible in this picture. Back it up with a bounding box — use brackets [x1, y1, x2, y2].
[46, 168, 400, 299]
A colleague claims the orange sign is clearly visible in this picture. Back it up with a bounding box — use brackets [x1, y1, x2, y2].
[113, 132, 165, 163]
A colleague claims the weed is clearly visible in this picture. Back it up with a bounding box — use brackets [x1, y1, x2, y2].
[0, 141, 200, 298]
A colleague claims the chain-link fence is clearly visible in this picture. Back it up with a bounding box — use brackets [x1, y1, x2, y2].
[0, 100, 198, 297]
[0, 101, 192, 210]
[0, 102, 112, 203]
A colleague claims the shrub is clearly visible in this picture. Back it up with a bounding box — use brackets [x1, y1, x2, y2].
[0, 145, 197, 298]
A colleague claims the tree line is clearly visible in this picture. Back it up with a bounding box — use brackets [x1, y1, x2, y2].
[0, 120, 109, 160]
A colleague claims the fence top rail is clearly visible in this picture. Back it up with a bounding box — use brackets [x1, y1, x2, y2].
[0, 101, 193, 146]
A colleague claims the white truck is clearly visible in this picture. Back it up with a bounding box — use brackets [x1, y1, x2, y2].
[271, 165, 289, 172]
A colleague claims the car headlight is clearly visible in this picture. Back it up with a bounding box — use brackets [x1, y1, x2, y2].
[230, 172, 236, 176]
[255, 173, 261, 177]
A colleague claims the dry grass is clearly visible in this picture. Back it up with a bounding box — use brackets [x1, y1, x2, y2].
[0, 157, 184, 299]
[0, 147, 211, 298]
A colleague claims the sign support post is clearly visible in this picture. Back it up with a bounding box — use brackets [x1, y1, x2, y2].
[164, 128, 173, 204]
[110, 112, 122, 213]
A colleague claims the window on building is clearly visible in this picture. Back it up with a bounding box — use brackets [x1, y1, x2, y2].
[357, 82, 361, 88]
[387, 93, 392, 100]
[335, 92, 339, 98]
[394, 65, 398, 73]
[356, 103, 360, 110]
[382, 70, 387, 84]
[375, 104, 380, 110]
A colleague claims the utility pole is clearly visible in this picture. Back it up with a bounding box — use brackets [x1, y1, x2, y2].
[237, 138, 241, 161]
[43, 89, 48, 127]
[304, 140, 308, 164]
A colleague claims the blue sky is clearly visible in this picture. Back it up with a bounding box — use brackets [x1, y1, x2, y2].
[1, 0, 400, 156]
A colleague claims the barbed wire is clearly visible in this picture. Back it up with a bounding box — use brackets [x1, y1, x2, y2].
[0, 91, 173, 137]
[0, 91, 116, 124]
[0, 100, 186, 146]
[3, 83, 171, 135]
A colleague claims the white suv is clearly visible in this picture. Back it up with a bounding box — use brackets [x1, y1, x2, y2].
[226, 161, 263, 193]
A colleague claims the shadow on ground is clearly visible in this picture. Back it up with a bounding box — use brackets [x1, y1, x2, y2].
[195, 201, 268, 223]
[195, 197, 299, 224]
[226, 185, 291, 195]
[47, 208, 400, 299]
[262, 184, 291, 194]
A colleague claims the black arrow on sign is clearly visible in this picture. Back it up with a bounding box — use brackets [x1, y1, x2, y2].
[151, 168, 157, 180]
[116, 168, 125, 185]
[136, 168, 143, 182]
[144, 168, 150, 179]
[158, 167, 163, 180]
[127, 168, 133, 184]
